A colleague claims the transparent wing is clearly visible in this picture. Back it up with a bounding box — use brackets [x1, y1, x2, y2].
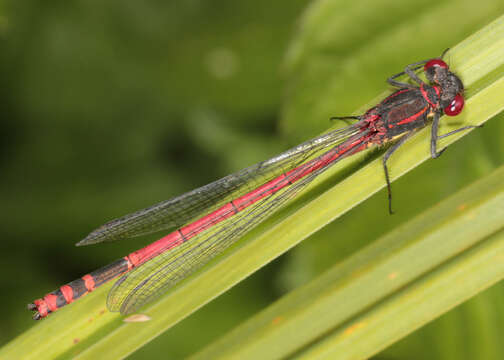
[107, 129, 370, 314]
[78, 124, 362, 245]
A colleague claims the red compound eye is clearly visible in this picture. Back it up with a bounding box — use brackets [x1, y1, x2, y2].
[444, 93, 464, 116]
[424, 59, 448, 72]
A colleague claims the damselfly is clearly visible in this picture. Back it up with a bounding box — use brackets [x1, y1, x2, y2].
[29, 50, 478, 320]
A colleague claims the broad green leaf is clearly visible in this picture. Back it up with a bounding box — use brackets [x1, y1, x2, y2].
[191, 165, 504, 360]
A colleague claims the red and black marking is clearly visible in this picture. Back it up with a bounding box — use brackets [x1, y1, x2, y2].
[361, 85, 440, 141]
[28, 258, 130, 319]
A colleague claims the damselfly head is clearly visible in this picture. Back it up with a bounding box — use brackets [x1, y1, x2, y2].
[424, 58, 464, 116]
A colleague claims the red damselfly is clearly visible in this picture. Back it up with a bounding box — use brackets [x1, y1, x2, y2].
[29, 50, 479, 320]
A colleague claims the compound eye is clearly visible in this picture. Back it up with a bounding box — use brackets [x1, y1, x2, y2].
[424, 59, 448, 72]
[444, 94, 464, 116]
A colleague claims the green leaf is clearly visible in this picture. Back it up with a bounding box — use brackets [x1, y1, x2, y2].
[191, 165, 504, 360]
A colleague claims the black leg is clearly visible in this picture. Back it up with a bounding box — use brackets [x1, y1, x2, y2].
[387, 65, 422, 88]
[330, 115, 360, 125]
[440, 48, 450, 59]
[387, 75, 417, 89]
[382, 130, 417, 214]
[404, 62, 428, 86]
[431, 106, 482, 158]
[330, 116, 360, 121]
[387, 49, 449, 88]
[438, 124, 483, 139]
[387, 61, 427, 88]
[430, 112, 445, 159]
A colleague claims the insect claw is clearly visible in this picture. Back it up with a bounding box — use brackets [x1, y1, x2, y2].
[432, 148, 447, 159]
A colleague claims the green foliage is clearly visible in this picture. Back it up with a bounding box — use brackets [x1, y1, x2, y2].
[191, 166, 504, 360]
[0, 1, 503, 359]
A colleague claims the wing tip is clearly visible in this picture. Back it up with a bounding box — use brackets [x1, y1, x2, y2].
[75, 238, 94, 247]
[75, 231, 103, 246]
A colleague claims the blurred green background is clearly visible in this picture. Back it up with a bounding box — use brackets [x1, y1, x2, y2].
[1, 0, 503, 358]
